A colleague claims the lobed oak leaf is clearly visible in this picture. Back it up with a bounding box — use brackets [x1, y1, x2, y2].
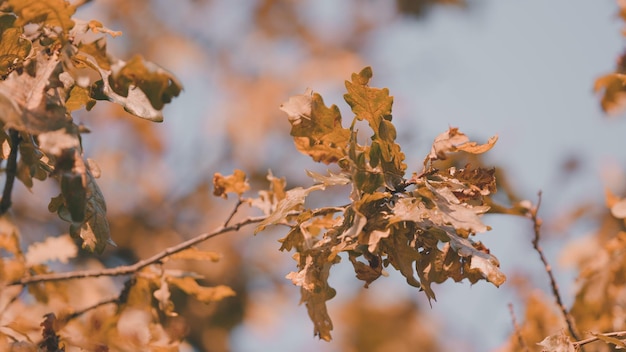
[343, 66, 393, 135]
[0, 26, 31, 77]
[348, 253, 383, 288]
[212, 169, 250, 199]
[24, 234, 77, 266]
[282, 90, 350, 164]
[381, 229, 421, 289]
[288, 252, 339, 341]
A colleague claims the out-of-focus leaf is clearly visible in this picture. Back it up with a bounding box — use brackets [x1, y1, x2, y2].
[169, 247, 222, 262]
[592, 332, 626, 348]
[0, 27, 31, 77]
[24, 234, 77, 265]
[154, 277, 177, 317]
[168, 277, 235, 303]
[9, 0, 75, 34]
[595, 73, 626, 114]
[86, 19, 122, 37]
[537, 331, 575, 352]
[212, 169, 250, 199]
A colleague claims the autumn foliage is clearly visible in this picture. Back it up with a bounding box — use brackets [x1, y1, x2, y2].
[1, 1, 626, 351]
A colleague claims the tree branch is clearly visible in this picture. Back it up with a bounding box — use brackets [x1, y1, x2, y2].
[574, 331, 626, 348]
[529, 191, 580, 341]
[0, 129, 21, 215]
[10, 215, 266, 286]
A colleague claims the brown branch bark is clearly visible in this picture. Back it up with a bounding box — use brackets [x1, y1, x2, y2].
[10, 215, 266, 286]
[529, 191, 580, 342]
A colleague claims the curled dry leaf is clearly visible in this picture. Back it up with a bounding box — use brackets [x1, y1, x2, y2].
[425, 127, 498, 166]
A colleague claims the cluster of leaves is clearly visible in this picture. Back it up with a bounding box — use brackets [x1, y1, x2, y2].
[215, 67, 503, 340]
[0, 0, 181, 253]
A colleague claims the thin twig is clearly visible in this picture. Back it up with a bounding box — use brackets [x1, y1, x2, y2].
[10, 215, 266, 286]
[530, 191, 580, 341]
[223, 199, 243, 227]
[64, 297, 118, 322]
[574, 331, 626, 347]
[0, 129, 21, 215]
[508, 303, 529, 352]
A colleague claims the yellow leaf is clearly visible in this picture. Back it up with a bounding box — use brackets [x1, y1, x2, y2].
[169, 247, 222, 262]
[168, 277, 235, 304]
[10, 0, 75, 34]
[212, 169, 250, 199]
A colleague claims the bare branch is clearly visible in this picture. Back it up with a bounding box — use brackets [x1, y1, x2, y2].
[223, 199, 244, 227]
[10, 215, 266, 286]
[574, 331, 626, 348]
[529, 191, 580, 341]
[64, 297, 118, 322]
[508, 303, 529, 352]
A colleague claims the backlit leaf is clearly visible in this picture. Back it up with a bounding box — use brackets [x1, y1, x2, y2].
[0, 27, 31, 77]
[9, 0, 76, 35]
[169, 247, 222, 262]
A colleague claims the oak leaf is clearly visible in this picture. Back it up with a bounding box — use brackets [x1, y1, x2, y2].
[212, 169, 250, 199]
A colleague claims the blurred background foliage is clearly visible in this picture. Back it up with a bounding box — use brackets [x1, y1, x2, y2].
[8, 0, 626, 351]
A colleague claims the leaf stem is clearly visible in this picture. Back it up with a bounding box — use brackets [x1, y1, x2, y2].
[0, 129, 21, 215]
